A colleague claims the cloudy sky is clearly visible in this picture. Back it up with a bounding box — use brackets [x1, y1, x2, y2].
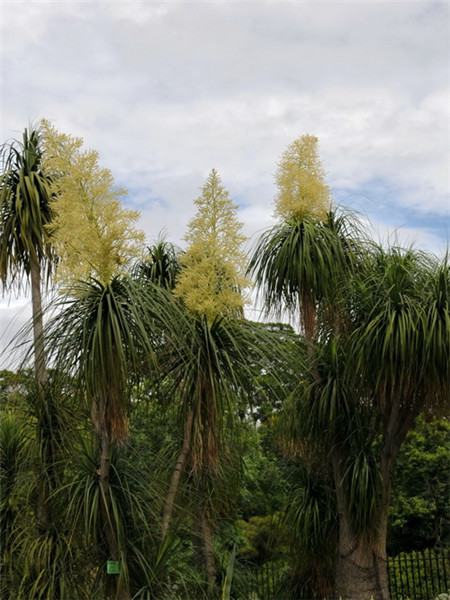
[0, 0, 449, 361]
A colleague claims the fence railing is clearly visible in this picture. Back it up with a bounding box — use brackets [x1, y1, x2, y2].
[388, 547, 449, 600]
[231, 559, 287, 599]
[232, 547, 449, 600]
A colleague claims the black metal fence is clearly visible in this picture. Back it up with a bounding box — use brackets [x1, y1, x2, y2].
[388, 547, 449, 600]
[232, 547, 449, 600]
[231, 560, 287, 599]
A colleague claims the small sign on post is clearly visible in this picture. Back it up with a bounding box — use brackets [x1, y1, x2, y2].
[106, 560, 120, 575]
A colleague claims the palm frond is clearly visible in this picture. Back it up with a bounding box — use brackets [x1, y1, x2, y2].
[159, 310, 302, 474]
[133, 239, 181, 290]
[248, 209, 363, 337]
[44, 276, 174, 442]
[351, 247, 449, 410]
[0, 126, 55, 291]
[341, 446, 382, 538]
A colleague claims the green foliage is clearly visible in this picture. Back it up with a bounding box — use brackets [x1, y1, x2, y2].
[134, 240, 181, 290]
[0, 369, 32, 407]
[0, 374, 212, 599]
[345, 248, 450, 541]
[0, 414, 26, 595]
[237, 514, 285, 564]
[0, 126, 55, 289]
[237, 322, 301, 423]
[0, 376, 90, 599]
[221, 543, 236, 600]
[62, 434, 182, 598]
[281, 464, 337, 597]
[292, 338, 356, 443]
[44, 276, 169, 442]
[390, 417, 450, 553]
[342, 445, 382, 538]
[351, 247, 449, 409]
[239, 437, 287, 519]
[248, 210, 361, 337]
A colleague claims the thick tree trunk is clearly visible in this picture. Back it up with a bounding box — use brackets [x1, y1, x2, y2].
[99, 431, 131, 600]
[333, 455, 390, 600]
[161, 409, 193, 539]
[300, 291, 316, 342]
[200, 511, 216, 596]
[30, 255, 52, 532]
[30, 255, 47, 387]
[335, 510, 390, 599]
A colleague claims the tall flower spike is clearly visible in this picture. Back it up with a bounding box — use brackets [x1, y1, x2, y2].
[41, 120, 144, 287]
[175, 169, 249, 321]
[275, 134, 331, 221]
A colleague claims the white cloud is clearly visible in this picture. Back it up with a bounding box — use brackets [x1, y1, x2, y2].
[0, 297, 32, 370]
[365, 218, 448, 257]
[0, 0, 449, 357]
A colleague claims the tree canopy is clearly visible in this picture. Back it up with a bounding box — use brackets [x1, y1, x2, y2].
[1, 123, 448, 600]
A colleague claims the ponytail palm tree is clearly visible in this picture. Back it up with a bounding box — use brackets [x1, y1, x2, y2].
[158, 170, 297, 595]
[163, 170, 250, 551]
[40, 122, 159, 600]
[159, 311, 292, 537]
[248, 135, 361, 341]
[248, 135, 359, 595]
[44, 278, 171, 600]
[286, 246, 449, 600]
[331, 247, 450, 600]
[249, 210, 359, 339]
[0, 126, 55, 385]
[134, 239, 181, 290]
[0, 125, 59, 544]
[248, 135, 449, 599]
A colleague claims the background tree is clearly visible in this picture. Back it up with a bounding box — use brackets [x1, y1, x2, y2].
[0, 125, 55, 386]
[0, 126, 60, 541]
[333, 247, 449, 599]
[389, 416, 450, 554]
[162, 169, 294, 595]
[248, 135, 354, 341]
[249, 134, 450, 599]
[42, 122, 152, 600]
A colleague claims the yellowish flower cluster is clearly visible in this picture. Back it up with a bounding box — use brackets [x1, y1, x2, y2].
[275, 134, 330, 221]
[41, 120, 144, 287]
[175, 169, 249, 321]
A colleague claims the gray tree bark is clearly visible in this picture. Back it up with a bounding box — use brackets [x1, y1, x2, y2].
[30, 254, 47, 387]
[333, 455, 390, 600]
[99, 431, 131, 600]
[161, 409, 193, 539]
[200, 511, 216, 596]
[30, 254, 52, 533]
